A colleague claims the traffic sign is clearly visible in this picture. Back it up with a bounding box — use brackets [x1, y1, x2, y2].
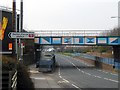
[8, 32, 34, 39]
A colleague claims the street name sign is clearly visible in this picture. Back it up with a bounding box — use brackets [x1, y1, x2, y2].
[8, 32, 34, 39]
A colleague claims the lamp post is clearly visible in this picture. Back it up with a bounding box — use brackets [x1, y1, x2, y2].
[19, 0, 23, 62]
[111, 16, 120, 36]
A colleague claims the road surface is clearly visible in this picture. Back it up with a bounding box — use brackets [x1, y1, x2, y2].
[29, 54, 118, 90]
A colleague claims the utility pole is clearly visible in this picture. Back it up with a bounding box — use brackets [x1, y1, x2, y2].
[12, 0, 16, 55]
[19, 0, 23, 61]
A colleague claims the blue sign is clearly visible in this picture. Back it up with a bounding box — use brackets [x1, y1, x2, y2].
[36, 36, 120, 46]
[97, 37, 108, 45]
[73, 36, 84, 44]
[52, 37, 62, 44]
[40, 37, 51, 44]
[85, 37, 96, 45]
[62, 37, 73, 44]
[108, 37, 120, 45]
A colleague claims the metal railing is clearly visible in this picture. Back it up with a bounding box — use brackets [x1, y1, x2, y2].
[2, 70, 17, 90]
[11, 71, 17, 89]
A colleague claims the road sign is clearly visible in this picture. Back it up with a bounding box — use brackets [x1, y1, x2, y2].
[8, 32, 34, 39]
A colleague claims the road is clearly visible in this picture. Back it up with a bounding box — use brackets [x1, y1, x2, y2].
[29, 54, 118, 90]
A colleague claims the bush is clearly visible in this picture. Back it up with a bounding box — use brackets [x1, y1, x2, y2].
[2, 55, 17, 71]
[17, 63, 35, 89]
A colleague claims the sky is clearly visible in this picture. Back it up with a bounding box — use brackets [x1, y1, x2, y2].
[0, 0, 120, 31]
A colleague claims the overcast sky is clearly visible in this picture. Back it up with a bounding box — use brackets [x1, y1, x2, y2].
[0, 0, 120, 31]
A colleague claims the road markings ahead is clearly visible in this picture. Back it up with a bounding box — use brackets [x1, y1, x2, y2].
[30, 77, 46, 80]
[58, 63, 81, 89]
[63, 54, 118, 76]
[63, 56, 119, 83]
[72, 84, 79, 89]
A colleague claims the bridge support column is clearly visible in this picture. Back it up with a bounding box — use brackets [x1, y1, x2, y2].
[113, 46, 120, 90]
[113, 46, 120, 63]
[34, 44, 42, 62]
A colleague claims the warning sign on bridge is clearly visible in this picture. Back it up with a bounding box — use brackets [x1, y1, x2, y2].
[108, 37, 120, 45]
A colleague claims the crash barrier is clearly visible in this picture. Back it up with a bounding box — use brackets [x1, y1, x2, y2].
[71, 53, 120, 70]
[2, 70, 17, 90]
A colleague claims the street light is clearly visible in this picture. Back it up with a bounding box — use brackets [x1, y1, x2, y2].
[111, 16, 120, 18]
[111, 16, 120, 28]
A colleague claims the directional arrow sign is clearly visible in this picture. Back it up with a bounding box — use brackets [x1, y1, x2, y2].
[8, 32, 34, 39]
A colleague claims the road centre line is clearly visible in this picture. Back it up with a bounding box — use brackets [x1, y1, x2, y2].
[58, 63, 80, 89]
[63, 53, 118, 76]
[65, 58, 119, 83]
[63, 54, 118, 76]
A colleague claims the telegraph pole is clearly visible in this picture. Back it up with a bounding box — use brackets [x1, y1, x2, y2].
[12, 0, 16, 55]
[19, 0, 23, 61]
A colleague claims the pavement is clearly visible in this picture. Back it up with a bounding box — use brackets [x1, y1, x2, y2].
[28, 54, 119, 90]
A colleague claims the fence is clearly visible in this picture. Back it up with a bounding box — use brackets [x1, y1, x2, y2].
[2, 70, 17, 90]
[71, 53, 120, 70]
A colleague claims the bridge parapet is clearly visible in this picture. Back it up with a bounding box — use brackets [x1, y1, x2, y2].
[34, 30, 109, 37]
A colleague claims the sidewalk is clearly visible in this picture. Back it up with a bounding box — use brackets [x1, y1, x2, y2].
[29, 65, 61, 89]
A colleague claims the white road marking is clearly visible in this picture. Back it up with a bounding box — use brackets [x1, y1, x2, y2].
[81, 71, 85, 73]
[66, 58, 119, 83]
[92, 75, 97, 77]
[85, 72, 91, 76]
[72, 84, 79, 89]
[96, 76, 102, 78]
[97, 69, 118, 76]
[110, 73, 118, 76]
[58, 63, 82, 89]
[63, 79, 70, 83]
[59, 54, 119, 88]
[29, 70, 39, 73]
[108, 79, 119, 83]
[30, 77, 46, 80]
[65, 54, 118, 77]
[58, 81, 69, 83]
[59, 76, 62, 78]
[104, 78, 109, 80]
[58, 63, 70, 83]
